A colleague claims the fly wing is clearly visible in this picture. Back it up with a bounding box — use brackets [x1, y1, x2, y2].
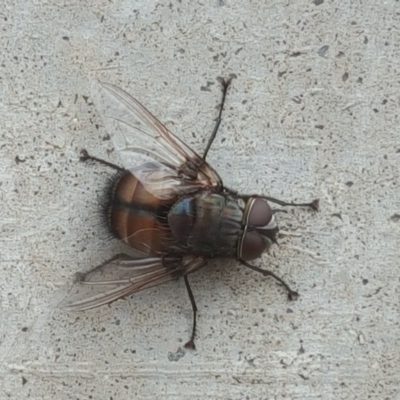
[60, 254, 206, 311]
[91, 82, 222, 191]
[128, 161, 207, 200]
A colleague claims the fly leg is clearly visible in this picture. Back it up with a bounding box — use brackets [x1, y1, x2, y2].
[262, 196, 319, 211]
[162, 256, 204, 349]
[202, 74, 236, 161]
[80, 149, 124, 171]
[183, 275, 198, 350]
[74, 253, 133, 282]
[224, 187, 319, 211]
[239, 259, 299, 301]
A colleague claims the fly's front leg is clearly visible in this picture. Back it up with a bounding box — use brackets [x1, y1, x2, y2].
[239, 259, 299, 301]
[262, 196, 319, 211]
[224, 187, 319, 211]
[80, 149, 124, 171]
[202, 74, 237, 161]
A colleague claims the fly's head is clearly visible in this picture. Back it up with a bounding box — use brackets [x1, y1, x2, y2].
[238, 197, 278, 261]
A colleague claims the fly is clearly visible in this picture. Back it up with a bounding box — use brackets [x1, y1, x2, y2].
[62, 77, 318, 349]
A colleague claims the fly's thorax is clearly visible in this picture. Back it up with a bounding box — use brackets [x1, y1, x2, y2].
[168, 192, 243, 257]
[107, 170, 171, 255]
[238, 197, 278, 261]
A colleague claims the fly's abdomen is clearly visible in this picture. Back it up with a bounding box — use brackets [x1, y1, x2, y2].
[108, 171, 172, 255]
[168, 192, 243, 257]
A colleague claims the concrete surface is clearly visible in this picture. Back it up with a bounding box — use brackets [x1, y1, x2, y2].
[1, 1, 399, 399]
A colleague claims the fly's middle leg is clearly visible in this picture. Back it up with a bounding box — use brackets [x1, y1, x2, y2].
[183, 275, 198, 350]
[202, 74, 237, 161]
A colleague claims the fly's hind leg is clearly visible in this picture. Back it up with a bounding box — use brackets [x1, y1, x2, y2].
[80, 149, 124, 171]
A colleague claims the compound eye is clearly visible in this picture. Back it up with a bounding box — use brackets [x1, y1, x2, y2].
[248, 198, 272, 227]
[241, 232, 266, 261]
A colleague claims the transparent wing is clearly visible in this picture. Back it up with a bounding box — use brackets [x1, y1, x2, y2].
[60, 254, 206, 311]
[128, 161, 209, 201]
[91, 82, 222, 188]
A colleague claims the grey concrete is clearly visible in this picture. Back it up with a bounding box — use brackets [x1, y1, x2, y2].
[1, 1, 399, 399]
